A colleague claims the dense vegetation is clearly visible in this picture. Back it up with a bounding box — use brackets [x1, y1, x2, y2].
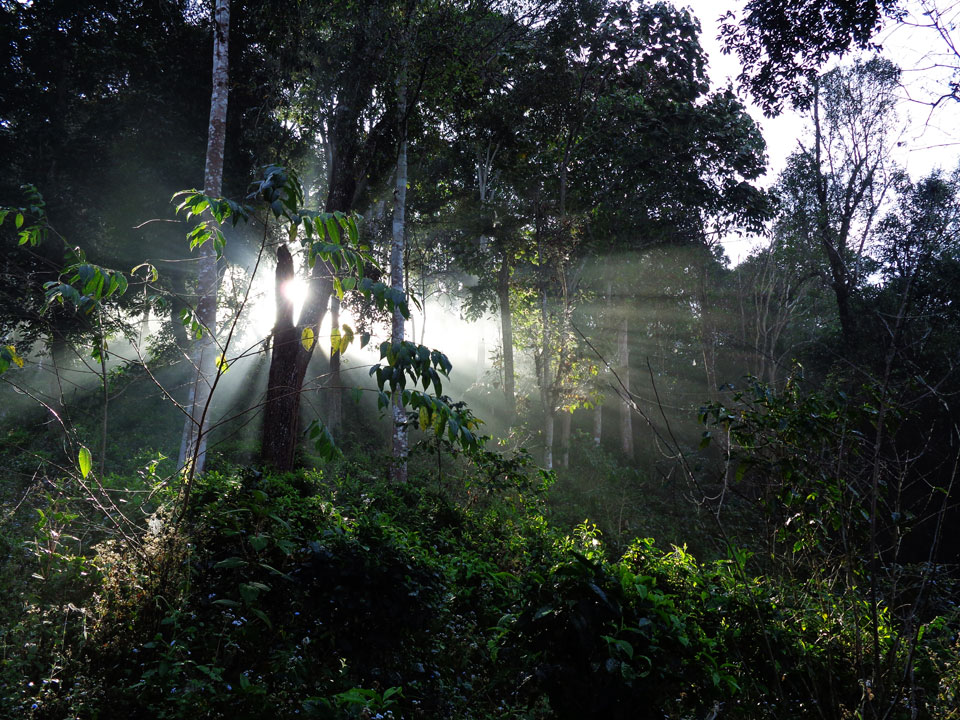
[1, 0, 959, 718]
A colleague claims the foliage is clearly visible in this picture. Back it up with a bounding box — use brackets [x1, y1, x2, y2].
[1, 461, 956, 719]
[699, 375, 960, 718]
[720, 0, 903, 114]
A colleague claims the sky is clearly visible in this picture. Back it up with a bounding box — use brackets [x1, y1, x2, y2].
[681, 0, 960, 262]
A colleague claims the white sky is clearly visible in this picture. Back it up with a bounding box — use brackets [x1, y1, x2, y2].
[681, 0, 960, 262]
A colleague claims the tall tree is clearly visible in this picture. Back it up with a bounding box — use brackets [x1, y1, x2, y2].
[780, 58, 902, 345]
[259, 2, 395, 469]
[390, 10, 412, 483]
[720, 0, 901, 114]
[178, 0, 230, 473]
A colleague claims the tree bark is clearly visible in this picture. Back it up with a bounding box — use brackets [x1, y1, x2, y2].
[593, 405, 602, 446]
[543, 410, 554, 470]
[179, 0, 229, 474]
[389, 47, 409, 483]
[260, 245, 306, 469]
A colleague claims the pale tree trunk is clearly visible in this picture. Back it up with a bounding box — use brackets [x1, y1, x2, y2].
[139, 285, 151, 350]
[179, 0, 229, 474]
[560, 411, 572, 469]
[389, 50, 409, 483]
[618, 314, 633, 460]
[697, 255, 719, 402]
[543, 410, 554, 470]
[541, 285, 554, 470]
[497, 258, 516, 421]
[476, 334, 485, 383]
[593, 277, 612, 447]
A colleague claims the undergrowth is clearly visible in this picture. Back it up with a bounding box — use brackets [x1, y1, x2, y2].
[2, 459, 956, 719]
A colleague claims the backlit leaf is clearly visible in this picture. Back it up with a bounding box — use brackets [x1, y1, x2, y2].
[301, 326, 315, 351]
[78, 446, 92, 479]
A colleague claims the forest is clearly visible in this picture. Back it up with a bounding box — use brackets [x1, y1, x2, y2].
[0, 0, 958, 718]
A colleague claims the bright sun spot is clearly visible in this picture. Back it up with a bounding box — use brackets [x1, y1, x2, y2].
[282, 278, 309, 322]
[245, 275, 309, 344]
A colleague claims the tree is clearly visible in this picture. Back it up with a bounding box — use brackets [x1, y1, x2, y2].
[260, 0, 546, 468]
[389, 7, 413, 482]
[719, 0, 902, 114]
[259, 1, 395, 469]
[777, 58, 902, 345]
[178, 0, 230, 474]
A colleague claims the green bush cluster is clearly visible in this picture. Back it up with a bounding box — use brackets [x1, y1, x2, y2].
[3, 460, 956, 719]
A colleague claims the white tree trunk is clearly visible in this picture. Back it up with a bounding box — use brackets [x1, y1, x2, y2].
[390, 51, 409, 483]
[179, 0, 229, 474]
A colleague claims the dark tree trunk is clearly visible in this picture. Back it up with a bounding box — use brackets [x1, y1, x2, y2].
[260, 245, 312, 469]
[259, 111, 358, 469]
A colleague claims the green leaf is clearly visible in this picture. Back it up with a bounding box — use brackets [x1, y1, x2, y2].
[339, 324, 354, 354]
[214, 557, 247, 569]
[14, 213, 23, 229]
[212, 599, 242, 608]
[301, 327, 315, 351]
[251, 608, 273, 629]
[325, 216, 341, 244]
[78, 446, 92, 479]
[304, 418, 341, 460]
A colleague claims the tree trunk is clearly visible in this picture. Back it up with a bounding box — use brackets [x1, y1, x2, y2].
[260, 245, 308, 469]
[497, 258, 516, 421]
[259, 7, 400, 470]
[389, 51, 409, 484]
[47, 334, 70, 411]
[543, 410, 554, 470]
[179, 0, 229, 474]
[618, 314, 633, 460]
[541, 285, 554, 470]
[560, 411, 572, 469]
[259, 97, 370, 469]
[593, 405, 602, 446]
[698, 254, 719, 402]
[476, 334, 485, 383]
